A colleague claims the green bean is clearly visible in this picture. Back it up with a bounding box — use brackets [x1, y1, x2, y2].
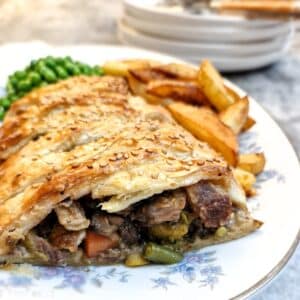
[143, 243, 183, 264]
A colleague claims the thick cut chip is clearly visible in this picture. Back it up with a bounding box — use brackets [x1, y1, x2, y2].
[152, 63, 198, 81]
[146, 80, 208, 105]
[219, 97, 249, 134]
[238, 153, 266, 175]
[167, 102, 239, 166]
[233, 168, 256, 196]
[198, 60, 235, 111]
[103, 59, 160, 77]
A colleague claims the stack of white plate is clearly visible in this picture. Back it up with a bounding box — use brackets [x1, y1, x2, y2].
[119, 0, 294, 72]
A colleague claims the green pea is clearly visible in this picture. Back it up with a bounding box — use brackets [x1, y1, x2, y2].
[8, 75, 19, 88]
[30, 59, 37, 69]
[92, 66, 104, 76]
[54, 66, 68, 79]
[8, 95, 19, 102]
[55, 57, 65, 65]
[0, 98, 11, 109]
[64, 62, 80, 75]
[6, 82, 15, 95]
[28, 72, 42, 86]
[39, 81, 48, 88]
[0, 106, 5, 120]
[17, 79, 32, 92]
[14, 70, 27, 80]
[44, 56, 56, 69]
[81, 64, 93, 75]
[40, 67, 57, 83]
[35, 61, 47, 72]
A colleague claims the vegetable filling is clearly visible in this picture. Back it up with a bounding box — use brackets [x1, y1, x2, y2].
[15, 180, 236, 266]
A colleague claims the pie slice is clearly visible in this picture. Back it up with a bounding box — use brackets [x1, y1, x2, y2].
[0, 76, 261, 266]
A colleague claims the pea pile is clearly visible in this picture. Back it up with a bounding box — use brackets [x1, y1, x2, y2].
[0, 56, 104, 120]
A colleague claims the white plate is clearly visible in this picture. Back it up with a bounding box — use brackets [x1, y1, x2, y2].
[119, 20, 292, 56]
[123, 11, 293, 43]
[118, 22, 292, 72]
[124, 0, 289, 28]
[0, 43, 299, 300]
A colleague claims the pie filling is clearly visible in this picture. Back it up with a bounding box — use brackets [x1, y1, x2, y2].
[2, 180, 253, 266]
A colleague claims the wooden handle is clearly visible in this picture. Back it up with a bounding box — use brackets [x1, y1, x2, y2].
[211, 0, 300, 15]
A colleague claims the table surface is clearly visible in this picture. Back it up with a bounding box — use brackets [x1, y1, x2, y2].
[0, 0, 299, 299]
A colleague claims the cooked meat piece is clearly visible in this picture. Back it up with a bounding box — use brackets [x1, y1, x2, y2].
[50, 224, 86, 253]
[91, 213, 124, 236]
[24, 231, 65, 264]
[132, 190, 186, 225]
[55, 200, 90, 231]
[186, 182, 232, 228]
[118, 219, 140, 245]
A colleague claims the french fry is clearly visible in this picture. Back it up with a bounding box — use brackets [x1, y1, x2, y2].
[129, 68, 166, 83]
[242, 116, 256, 132]
[127, 73, 164, 105]
[225, 86, 255, 132]
[167, 102, 239, 166]
[198, 60, 235, 111]
[103, 59, 160, 77]
[146, 80, 208, 105]
[152, 63, 198, 81]
[225, 86, 243, 103]
[233, 168, 256, 196]
[219, 97, 249, 134]
[238, 153, 266, 175]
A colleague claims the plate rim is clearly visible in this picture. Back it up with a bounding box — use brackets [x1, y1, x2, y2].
[0, 43, 299, 299]
[124, 0, 288, 27]
[118, 20, 291, 56]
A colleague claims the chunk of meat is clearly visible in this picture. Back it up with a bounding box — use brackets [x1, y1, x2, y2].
[118, 219, 140, 245]
[55, 200, 90, 231]
[91, 213, 124, 236]
[132, 190, 186, 225]
[24, 231, 65, 264]
[50, 224, 86, 253]
[185, 182, 232, 228]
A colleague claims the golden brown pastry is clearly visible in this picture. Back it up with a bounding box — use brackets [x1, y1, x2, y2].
[0, 76, 261, 266]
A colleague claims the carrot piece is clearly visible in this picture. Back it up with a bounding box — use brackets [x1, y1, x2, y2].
[84, 231, 118, 258]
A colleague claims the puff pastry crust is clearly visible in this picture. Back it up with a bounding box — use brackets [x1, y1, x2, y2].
[0, 76, 249, 257]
